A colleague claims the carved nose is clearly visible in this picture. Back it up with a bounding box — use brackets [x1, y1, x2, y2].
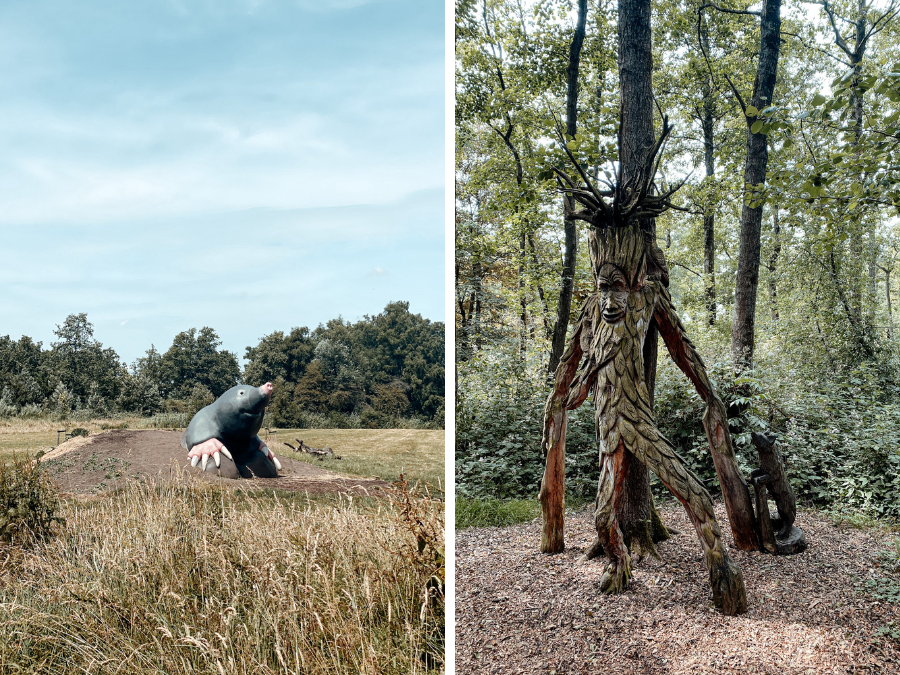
[260, 382, 274, 397]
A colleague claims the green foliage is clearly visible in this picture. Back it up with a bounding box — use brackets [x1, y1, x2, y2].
[0, 457, 63, 544]
[155, 327, 240, 399]
[117, 372, 163, 416]
[455, 497, 540, 529]
[859, 577, 900, 604]
[0, 304, 442, 427]
[246, 302, 445, 426]
[456, 342, 600, 501]
[50, 314, 123, 403]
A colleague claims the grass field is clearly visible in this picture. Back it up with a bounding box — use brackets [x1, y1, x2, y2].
[268, 428, 444, 491]
[0, 417, 140, 458]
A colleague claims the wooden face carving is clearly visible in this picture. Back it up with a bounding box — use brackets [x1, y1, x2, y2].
[597, 263, 629, 325]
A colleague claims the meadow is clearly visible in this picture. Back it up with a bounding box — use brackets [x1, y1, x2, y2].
[0, 420, 445, 674]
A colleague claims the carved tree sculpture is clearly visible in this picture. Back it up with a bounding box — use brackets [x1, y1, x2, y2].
[539, 118, 755, 616]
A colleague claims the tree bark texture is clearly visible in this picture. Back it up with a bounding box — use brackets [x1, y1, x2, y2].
[615, 0, 657, 548]
[731, 0, 782, 370]
[769, 212, 780, 321]
[702, 104, 717, 326]
[547, 0, 587, 376]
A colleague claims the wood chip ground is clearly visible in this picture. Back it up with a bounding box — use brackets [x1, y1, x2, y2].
[456, 502, 900, 674]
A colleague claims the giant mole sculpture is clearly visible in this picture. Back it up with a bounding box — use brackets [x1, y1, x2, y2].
[182, 381, 283, 479]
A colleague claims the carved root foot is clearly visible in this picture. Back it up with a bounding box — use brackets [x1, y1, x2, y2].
[707, 551, 747, 616]
[599, 554, 632, 595]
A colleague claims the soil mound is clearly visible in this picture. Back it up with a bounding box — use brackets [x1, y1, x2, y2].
[41, 429, 389, 497]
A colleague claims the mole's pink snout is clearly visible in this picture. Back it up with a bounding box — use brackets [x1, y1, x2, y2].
[260, 382, 274, 398]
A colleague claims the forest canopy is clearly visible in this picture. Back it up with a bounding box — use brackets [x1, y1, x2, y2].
[0, 302, 445, 429]
[456, 0, 900, 516]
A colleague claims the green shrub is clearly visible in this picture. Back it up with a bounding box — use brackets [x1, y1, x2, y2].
[0, 457, 64, 544]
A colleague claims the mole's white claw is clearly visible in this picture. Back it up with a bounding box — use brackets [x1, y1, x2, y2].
[201, 454, 209, 471]
[213, 451, 221, 468]
[273, 456, 282, 472]
[190, 455, 199, 467]
[220, 447, 233, 461]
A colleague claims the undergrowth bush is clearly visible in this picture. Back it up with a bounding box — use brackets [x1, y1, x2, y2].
[458, 339, 900, 520]
[0, 474, 444, 674]
[456, 341, 600, 502]
[0, 457, 63, 544]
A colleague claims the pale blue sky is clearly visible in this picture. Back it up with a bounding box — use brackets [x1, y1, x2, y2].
[0, 0, 444, 365]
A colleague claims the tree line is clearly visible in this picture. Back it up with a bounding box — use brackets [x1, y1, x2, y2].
[456, 0, 900, 516]
[0, 302, 445, 429]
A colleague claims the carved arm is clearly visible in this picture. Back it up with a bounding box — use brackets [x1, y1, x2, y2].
[652, 283, 760, 550]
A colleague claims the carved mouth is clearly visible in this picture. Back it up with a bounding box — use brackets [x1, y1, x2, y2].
[602, 309, 625, 324]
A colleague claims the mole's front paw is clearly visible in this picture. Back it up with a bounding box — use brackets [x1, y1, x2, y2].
[187, 438, 233, 471]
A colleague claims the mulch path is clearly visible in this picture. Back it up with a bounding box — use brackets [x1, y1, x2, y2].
[456, 501, 900, 674]
[41, 429, 390, 497]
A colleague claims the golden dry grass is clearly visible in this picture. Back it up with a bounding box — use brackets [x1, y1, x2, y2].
[268, 429, 445, 490]
[0, 469, 444, 674]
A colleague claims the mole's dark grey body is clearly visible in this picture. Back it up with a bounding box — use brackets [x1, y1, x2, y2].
[181, 383, 277, 479]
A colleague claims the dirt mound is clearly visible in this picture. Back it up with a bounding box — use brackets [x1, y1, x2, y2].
[41, 429, 390, 497]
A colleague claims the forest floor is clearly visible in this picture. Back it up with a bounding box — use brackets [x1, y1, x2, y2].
[456, 501, 900, 674]
[40, 429, 391, 496]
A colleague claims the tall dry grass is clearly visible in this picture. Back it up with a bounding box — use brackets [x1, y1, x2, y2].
[0, 469, 444, 674]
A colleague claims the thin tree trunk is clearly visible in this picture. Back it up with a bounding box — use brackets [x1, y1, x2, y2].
[539, 0, 587, 553]
[528, 233, 552, 337]
[547, 0, 587, 376]
[886, 265, 894, 339]
[769, 211, 780, 321]
[731, 0, 782, 371]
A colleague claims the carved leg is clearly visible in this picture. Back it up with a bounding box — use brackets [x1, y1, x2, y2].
[583, 443, 632, 594]
[636, 435, 747, 615]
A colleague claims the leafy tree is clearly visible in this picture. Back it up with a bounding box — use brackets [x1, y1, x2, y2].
[0, 336, 50, 407]
[118, 373, 163, 416]
[156, 327, 240, 399]
[243, 327, 316, 385]
[49, 314, 123, 402]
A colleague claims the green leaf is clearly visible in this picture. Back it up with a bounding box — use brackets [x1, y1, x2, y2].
[811, 93, 827, 106]
[751, 120, 764, 134]
[745, 105, 759, 117]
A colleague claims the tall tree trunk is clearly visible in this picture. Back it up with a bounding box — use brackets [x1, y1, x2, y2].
[731, 0, 782, 371]
[702, 108, 717, 326]
[699, 17, 717, 326]
[616, 0, 659, 548]
[547, 0, 587, 376]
